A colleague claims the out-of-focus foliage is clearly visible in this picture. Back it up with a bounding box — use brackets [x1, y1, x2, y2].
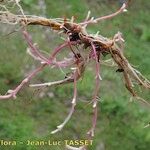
[0, 0, 149, 150]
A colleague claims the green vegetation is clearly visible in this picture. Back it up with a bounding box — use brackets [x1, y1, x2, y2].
[0, 0, 149, 150]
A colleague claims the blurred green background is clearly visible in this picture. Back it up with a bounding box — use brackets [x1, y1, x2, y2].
[0, 0, 150, 150]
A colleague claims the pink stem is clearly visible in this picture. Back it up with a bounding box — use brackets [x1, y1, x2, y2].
[51, 70, 78, 134]
[0, 64, 46, 100]
[80, 3, 127, 26]
[87, 43, 101, 137]
[51, 58, 75, 68]
[22, 29, 50, 64]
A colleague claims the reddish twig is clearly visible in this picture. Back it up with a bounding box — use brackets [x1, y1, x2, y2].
[80, 3, 127, 26]
[51, 69, 78, 134]
[0, 64, 46, 100]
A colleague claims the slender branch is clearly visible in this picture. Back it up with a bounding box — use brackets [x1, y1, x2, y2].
[22, 29, 50, 64]
[0, 64, 46, 100]
[30, 75, 74, 87]
[80, 3, 127, 26]
[51, 70, 77, 134]
[87, 43, 101, 138]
